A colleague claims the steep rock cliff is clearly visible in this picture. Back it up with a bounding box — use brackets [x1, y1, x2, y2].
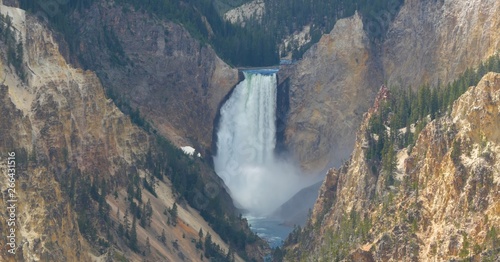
[69, 0, 239, 152]
[284, 72, 500, 261]
[0, 4, 256, 261]
[280, 13, 382, 173]
[282, 0, 500, 173]
[0, 5, 146, 260]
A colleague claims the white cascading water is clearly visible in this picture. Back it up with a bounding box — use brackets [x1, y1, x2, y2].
[214, 71, 306, 216]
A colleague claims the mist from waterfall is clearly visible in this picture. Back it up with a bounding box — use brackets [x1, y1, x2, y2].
[214, 70, 312, 216]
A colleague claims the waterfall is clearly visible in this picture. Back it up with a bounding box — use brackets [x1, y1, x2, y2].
[214, 70, 306, 215]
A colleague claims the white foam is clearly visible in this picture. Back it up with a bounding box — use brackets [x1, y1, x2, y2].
[214, 72, 311, 215]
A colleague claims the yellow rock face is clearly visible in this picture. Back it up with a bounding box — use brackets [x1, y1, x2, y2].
[0, 4, 244, 262]
[384, 0, 500, 89]
[284, 0, 500, 175]
[285, 73, 500, 261]
[283, 13, 380, 174]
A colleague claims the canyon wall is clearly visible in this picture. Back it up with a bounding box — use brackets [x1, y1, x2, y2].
[0, 4, 256, 261]
[383, 0, 500, 89]
[280, 13, 381, 173]
[284, 72, 500, 261]
[282, 0, 500, 173]
[70, 0, 240, 152]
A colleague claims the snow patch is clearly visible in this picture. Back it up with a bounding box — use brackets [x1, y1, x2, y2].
[180, 146, 201, 157]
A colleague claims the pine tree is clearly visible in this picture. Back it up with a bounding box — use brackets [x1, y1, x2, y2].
[204, 232, 212, 258]
[90, 177, 99, 201]
[146, 237, 151, 254]
[150, 175, 156, 191]
[196, 238, 203, 250]
[161, 228, 166, 244]
[146, 199, 153, 226]
[170, 203, 178, 226]
[124, 209, 130, 231]
[130, 216, 138, 251]
[135, 185, 142, 201]
[430, 87, 439, 119]
[140, 206, 147, 228]
[382, 138, 396, 178]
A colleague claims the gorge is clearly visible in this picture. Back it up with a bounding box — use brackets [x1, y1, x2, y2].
[1, 0, 500, 261]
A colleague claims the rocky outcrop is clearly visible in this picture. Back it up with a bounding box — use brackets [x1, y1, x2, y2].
[224, 0, 265, 26]
[69, 0, 239, 152]
[280, 13, 382, 173]
[282, 0, 500, 173]
[284, 73, 500, 261]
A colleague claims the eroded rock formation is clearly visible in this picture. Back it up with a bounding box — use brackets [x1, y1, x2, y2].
[282, 0, 500, 174]
[284, 72, 500, 261]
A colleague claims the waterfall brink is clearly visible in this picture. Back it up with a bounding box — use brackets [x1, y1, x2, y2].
[214, 70, 306, 215]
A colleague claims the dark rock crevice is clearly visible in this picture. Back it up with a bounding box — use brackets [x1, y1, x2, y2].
[275, 75, 290, 156]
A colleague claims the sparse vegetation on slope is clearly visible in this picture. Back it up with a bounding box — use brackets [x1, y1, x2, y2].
[258, 0, 404, 59]
[0, 13, 26, 81]
[366, 53, 500, 175]
[279, 55, 500, 261]
[0, 4, 263, 261]
[20, 0, 403, 66]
